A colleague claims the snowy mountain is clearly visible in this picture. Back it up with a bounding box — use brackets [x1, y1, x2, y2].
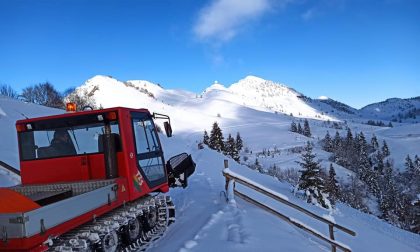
[360, 97, 420, 122]
[0, 76, 419, 251]
[316, 97, 358, 115]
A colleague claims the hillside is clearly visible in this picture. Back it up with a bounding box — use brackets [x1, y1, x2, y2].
[360, 97, 420, 123]
[0, 76, 419, 251]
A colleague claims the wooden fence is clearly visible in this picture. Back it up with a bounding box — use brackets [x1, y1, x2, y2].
[223, 160, 355, 252]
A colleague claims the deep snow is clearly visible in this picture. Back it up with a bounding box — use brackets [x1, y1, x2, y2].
[0, 75, 419, 251]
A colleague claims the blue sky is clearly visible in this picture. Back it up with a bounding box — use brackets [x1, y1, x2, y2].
[0, 0, 419, 108]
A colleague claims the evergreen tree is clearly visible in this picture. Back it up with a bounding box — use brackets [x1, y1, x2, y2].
[235, 132, 243, 152]
[414, 155, 420, 175]
[224, 134, 240, 162]
[325, 163, 340, 206]
[290, 121, 297, 132]
[357, 132, 379, 196]
[340, 176, 368, 212]
[297, 123, 303, 134]
[203, 130, 209, 146]
[405, 155, 414, 174]
[333, 131, 341, 151]
[323, 131, 333, 152]
[371, 134, 379, 150]
[297, 142, 329, 209]
[303, 119, 311, 137]
[209, 122, 224, 152]
[375, 151, 385, 174]
[379, 161, 399, 221]
[254, 158, 262, 172]
[382, 140, 390, 157]
[345, 128, 353, 147]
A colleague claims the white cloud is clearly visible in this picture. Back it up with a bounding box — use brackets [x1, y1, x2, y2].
[193, 0, 272, 43]
[301, 8, 317, 21]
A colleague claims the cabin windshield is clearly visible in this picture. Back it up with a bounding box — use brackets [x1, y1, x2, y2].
[18, 114, 120, 161]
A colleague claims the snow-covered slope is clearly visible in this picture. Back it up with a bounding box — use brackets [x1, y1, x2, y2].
[360, 97, 420, 122]
[222, 76, 335, 120]
[0, 75, 419, 251]
[150, 136, 420, 252]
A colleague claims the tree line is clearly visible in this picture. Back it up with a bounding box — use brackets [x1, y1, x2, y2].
[290, 119, 311, 137]
[0, 82, 96, 110]
[202, 122, 243, 162]
[320, 129, 419, 233]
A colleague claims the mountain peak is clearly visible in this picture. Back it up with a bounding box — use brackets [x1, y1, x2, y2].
[204, 82, 227, 93]
[242, 75, 266, 83]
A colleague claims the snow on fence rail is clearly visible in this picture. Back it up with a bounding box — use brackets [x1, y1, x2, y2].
[222, 160, 355, 252]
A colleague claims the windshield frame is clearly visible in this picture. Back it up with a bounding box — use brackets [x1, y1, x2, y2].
[18, 113, 121, 161]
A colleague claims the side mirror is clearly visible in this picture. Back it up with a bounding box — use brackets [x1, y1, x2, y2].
[164, 121, 172, 137]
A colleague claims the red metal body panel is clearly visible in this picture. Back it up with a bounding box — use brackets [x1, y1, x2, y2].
[21, 156, 90, 184]
[2, 107, 170, 251]
[1, 178, 129, 251]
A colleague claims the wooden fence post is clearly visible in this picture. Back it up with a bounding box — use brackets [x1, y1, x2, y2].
[329, 224, 336, 252]
[224, 159, 229, 191]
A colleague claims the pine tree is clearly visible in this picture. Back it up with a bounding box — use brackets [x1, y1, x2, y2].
[345, 128, 353, 147]
[303, 119, 311, 137]
[375, 151, 385, 174]
[414, 155, 420, 176]
[235, 132, 243, 152]
[382, 140, 390, 157]
[323, 131, 333, 152]
[325, 163, 339, 206]
[297, 142, 329, 209]
[357, 133, 379, 195]
[203, 130, 209, 146]
[371, 134, 379, 150]
[333, 131, 341, 151]
[340, 176, 368, 212]
[209, 122, 224, 152]
[224, 134, 240, 162]
[297, 123, 303, 134]
[379, 161, 399, 221]
[405, 155, 414, 174]
[290, 121, 297, 132]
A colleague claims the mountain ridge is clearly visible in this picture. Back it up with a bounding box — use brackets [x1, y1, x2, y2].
[75, 75, 419, 123]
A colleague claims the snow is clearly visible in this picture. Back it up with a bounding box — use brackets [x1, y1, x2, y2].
[223, 168, 289, 201]
[289, 217, 352, 251]
[0, 76, 419, 251]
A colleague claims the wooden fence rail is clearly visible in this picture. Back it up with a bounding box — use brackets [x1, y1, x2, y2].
[0, 160, 20, 176]
[223, 160, 356, 252]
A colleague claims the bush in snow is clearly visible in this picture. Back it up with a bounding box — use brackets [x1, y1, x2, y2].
[203, 130, 209, 146]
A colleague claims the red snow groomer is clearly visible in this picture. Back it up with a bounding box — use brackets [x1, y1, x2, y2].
[0, 105, 195, 251]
